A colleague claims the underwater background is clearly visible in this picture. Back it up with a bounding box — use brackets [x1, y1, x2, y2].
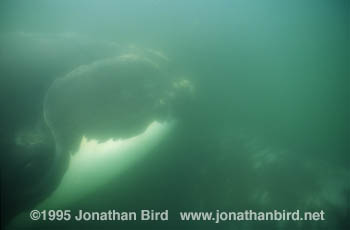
[1, 0, 349, 229]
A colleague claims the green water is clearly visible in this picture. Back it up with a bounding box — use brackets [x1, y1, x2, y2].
[1, 0, 349, 229]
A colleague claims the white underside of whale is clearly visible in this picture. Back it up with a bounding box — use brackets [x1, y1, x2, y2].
[9, 120, 173, 228]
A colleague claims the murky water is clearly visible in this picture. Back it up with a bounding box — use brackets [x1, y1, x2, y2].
[1, 0, 349, 229]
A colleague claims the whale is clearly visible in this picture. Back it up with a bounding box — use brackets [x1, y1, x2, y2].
[4, 39, 193, 226]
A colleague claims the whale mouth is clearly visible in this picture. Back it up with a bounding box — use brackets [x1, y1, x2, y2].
[35, 48, 182, 207]
[35, 50, 176, 207]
